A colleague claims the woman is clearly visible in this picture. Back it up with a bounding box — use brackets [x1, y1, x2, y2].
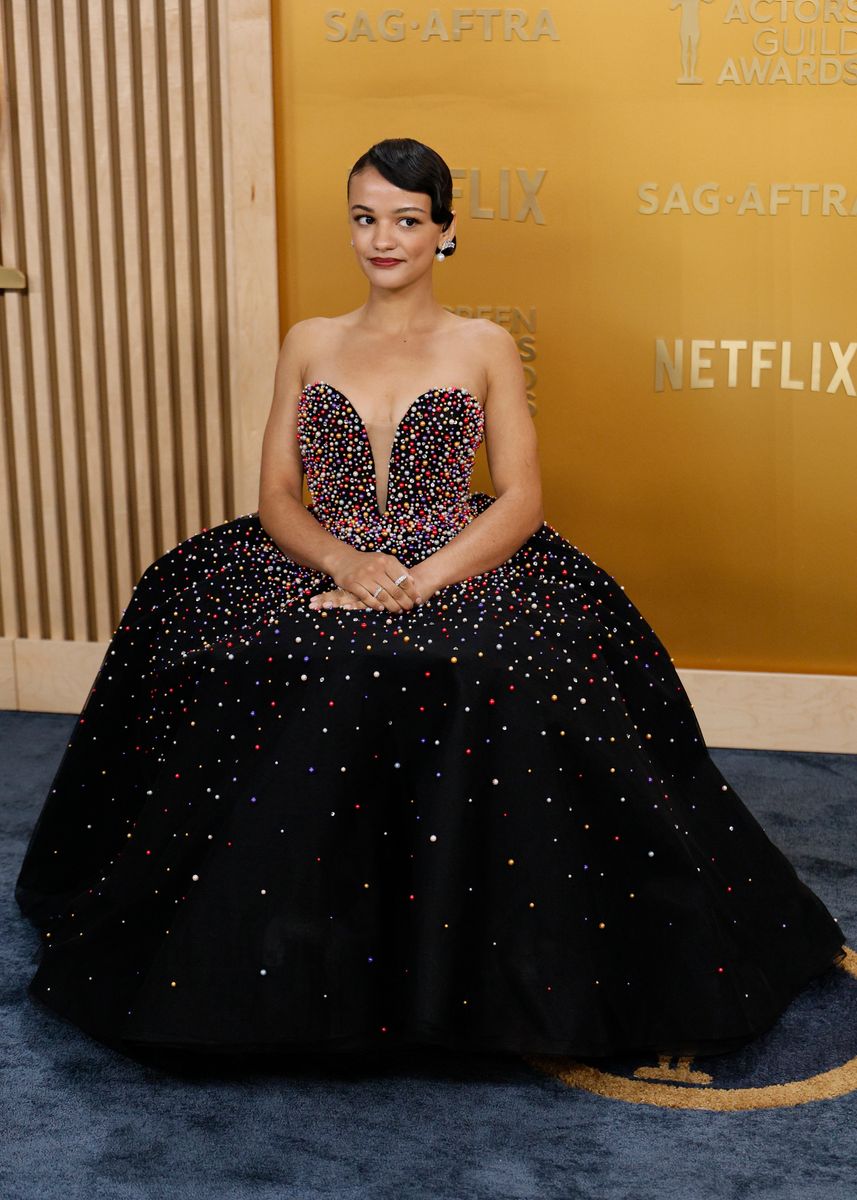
[16, 137, 846, 1060]
[270, 147, 541, 617]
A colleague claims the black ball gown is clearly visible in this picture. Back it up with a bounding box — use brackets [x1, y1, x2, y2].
[15, 379, 846, 1058]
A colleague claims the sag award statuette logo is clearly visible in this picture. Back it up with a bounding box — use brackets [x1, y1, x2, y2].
[672, 0, 716, 83]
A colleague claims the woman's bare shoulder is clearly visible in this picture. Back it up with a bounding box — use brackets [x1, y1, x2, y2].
[280, 314, 338, 346]
[451, 316, 518, 399]
[280, 312, 360, 356]
[448, 313, 513, 355]
[468, 315, 513, 344]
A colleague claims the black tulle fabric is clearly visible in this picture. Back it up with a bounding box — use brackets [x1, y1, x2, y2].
[15, 381, 846, 1057]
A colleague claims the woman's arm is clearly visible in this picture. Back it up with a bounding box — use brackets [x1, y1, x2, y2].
[257, 320, 357, 580]
[411, 322, 544, 597]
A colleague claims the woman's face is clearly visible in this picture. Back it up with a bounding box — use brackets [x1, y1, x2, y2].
[347, 165, 453, 285]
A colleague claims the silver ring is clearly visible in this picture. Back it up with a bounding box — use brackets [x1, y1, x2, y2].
[393, 573, 407, 586]
[372, 585, 384, 598]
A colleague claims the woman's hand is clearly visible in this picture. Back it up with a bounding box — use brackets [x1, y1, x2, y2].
[328, 549, 422, 612]
[309, 550, 442, 613]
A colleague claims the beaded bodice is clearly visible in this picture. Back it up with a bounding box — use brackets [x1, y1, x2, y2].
[296, 381, 485, 558]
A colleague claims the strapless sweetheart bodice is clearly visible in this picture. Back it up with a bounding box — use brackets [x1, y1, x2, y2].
[297, 380, 485, 558]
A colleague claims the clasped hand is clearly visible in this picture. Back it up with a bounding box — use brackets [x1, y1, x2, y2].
[308, 549, 437, 613]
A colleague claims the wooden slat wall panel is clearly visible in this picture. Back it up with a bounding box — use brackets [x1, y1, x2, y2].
[63, 2, 117, 640]
[163, 1, 198, 537]
[137, 0, 177, 556]
[2, 6, 42, 641]
[190, 2, 228, 529]
[110, 1, 150, 577]
[0, 7, 28, 640]
[0, 0, 278, 702]
[30, 4, 77, 639]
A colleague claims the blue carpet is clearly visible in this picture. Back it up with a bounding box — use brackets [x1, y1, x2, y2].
[2, 710, 856, 1200]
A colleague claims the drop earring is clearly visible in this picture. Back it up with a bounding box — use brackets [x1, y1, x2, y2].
[435, 239, 455, 262]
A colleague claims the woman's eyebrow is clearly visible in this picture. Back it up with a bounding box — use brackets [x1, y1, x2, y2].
[350, 203, 426, 213]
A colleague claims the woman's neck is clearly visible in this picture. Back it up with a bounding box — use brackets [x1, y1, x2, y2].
[357, 279, 445, 338]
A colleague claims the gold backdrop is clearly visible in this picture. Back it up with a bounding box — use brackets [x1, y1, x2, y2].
[271, 1, 857, 675]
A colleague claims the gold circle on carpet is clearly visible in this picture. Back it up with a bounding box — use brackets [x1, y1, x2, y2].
[524, 945, 857, 1111]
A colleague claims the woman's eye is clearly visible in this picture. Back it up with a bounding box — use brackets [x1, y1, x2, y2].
[355, 216, 419, 227]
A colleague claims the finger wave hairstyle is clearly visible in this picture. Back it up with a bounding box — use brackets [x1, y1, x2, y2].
[347, 137, 457, 259]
